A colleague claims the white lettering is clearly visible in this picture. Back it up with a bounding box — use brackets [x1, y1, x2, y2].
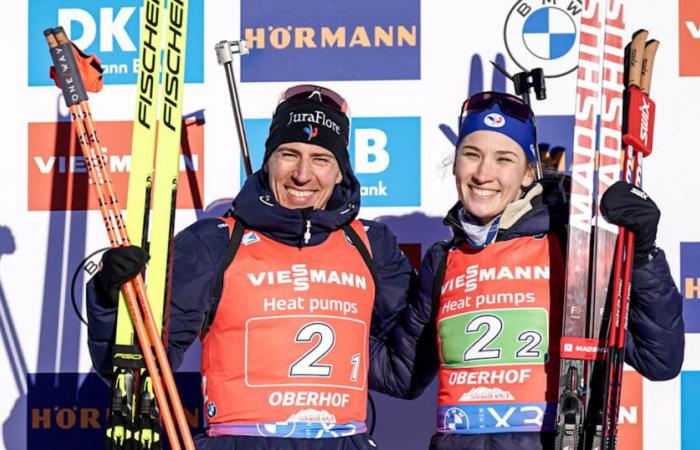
[100, 7, 136, 52]
[58, 9, 96, 51]
[268, 391, 349, 408]
[248, 272, 266, 286]
[686, 21, 700, 39]
[490, 407, 515, 428]
[619, 406, 637, 424]
[355, 129, 389, 173]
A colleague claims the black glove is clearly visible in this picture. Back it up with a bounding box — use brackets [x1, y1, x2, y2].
[600, 181, 660, 268]
[96, 245, 149, 306]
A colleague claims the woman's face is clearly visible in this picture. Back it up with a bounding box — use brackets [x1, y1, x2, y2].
[454, 130, 535, 224]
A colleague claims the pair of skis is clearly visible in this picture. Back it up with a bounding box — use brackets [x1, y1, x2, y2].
[44, 22, 194, 450]
[556, 0, 659, 448]
[106, 0, 193, 449]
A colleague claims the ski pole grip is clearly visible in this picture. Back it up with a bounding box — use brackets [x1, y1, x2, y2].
[627, 30, 648, 88]
[44, 27, 89, 107]
[640, 40, 659, 95]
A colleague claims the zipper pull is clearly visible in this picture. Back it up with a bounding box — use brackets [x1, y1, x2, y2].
[304, 219, 311, 244]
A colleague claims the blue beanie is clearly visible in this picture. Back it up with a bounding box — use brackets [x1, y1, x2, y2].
[457, 103, 537, 162]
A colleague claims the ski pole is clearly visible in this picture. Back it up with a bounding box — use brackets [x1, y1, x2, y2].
[598, 29, 648, 450]
[215, 40, 253, 178]
[601, 34, 658, 450]
[44, 27, 195, 450]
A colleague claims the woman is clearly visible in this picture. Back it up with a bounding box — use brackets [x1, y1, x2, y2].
[411, 91, 684, 450]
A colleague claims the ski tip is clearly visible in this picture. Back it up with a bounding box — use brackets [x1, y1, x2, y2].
[645, 39, 660, 48]
[43, 28, 54, 37]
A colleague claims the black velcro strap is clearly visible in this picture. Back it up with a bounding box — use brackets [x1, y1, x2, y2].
[342, 224, 377, 288]
[200, 220, 246, 337]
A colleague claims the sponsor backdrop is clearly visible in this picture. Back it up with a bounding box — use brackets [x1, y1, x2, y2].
[1, 0, 698, 449]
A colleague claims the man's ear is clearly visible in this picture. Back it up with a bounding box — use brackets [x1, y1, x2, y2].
[335, 170, 343, 185]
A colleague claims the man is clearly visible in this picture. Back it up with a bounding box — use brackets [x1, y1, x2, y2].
[87, 85, 426, 449]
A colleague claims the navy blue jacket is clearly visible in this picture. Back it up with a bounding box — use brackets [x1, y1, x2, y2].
[411, 176, 685, 450]
[86, 168, 423, 400]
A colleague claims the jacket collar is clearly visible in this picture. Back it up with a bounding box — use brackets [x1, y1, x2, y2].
[445, 174, 569, 244]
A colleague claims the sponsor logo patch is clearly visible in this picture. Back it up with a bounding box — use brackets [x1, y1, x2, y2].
[242, 231, 261, 246]
[484, 113, 506, 128]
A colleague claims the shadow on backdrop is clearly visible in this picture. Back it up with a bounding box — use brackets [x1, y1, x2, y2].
[0, 224, 29, 450]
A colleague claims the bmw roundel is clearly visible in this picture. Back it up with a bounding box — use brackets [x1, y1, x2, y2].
[256, 421, 297, 438]
[504, 1, 581, 78]
[444, 407, 470, 431]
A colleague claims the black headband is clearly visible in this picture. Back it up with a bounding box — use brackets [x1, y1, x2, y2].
[263, 100, 350, 173]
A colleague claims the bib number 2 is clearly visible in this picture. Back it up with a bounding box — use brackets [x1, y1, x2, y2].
[440, 308, 548, 368]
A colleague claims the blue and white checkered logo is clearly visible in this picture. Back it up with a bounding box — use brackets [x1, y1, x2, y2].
[207, 401, 217, 418]
[504, 2, 581, 78]
[522, 7, 577, 59]
[256, 421, 297, 438]
[444, 407, 470, 432]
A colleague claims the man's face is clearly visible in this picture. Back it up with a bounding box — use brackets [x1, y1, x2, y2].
[266, 142, 343, 210]
[454, 130, 534, 224]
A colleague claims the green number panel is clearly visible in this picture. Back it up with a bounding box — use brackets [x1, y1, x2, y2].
[439, 308, 549, 368]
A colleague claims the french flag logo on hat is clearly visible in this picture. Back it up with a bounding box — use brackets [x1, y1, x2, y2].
[484, 113, 506, 128]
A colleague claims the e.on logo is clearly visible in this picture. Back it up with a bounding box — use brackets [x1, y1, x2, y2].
[680, 0, 700, 76]
[27, 120, 204, 211]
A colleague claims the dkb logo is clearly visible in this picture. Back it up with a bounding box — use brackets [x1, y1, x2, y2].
[28, 0, 204, 85]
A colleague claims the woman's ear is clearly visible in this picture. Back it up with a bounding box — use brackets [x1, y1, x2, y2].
[521, 163, 536, 189]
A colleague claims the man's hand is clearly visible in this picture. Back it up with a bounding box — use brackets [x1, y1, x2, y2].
[97, 246, 149, 305]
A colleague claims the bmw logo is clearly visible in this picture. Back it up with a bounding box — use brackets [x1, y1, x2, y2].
[207, 402, 217, 418]
[256, 421, 297, 438]
[444, 407, 470, 431]
[504, 1, 581, 78]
